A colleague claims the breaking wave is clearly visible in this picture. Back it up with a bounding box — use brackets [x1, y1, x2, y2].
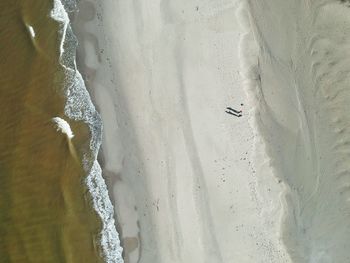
[50, 0, 123, 262]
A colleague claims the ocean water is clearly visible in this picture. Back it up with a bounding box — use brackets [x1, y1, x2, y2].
[0, 0, 122, 262]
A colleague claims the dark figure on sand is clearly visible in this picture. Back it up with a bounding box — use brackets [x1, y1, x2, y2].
[225, 107, 242, 117]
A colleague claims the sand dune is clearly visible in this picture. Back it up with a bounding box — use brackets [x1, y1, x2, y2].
[246, 0, 350, 261]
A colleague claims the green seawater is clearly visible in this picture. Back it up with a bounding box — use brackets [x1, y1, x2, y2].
[0, 1, 103, 262]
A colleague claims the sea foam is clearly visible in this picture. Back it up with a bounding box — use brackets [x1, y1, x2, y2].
[50, 0, 123, 262]
[52, 117, 74, 139]
[27, 25, 35, 38]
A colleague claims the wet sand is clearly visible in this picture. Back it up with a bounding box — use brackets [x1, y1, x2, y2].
[0, 1, 106, 262]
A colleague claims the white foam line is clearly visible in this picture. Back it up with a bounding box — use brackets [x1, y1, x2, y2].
[50, 0, 68, 58]
[50, 1, 123, 262]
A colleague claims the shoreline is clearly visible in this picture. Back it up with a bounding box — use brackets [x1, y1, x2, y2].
[2, 0, 349, 261]
[0, 0, 121, 261]
[57, 0, 123, 262]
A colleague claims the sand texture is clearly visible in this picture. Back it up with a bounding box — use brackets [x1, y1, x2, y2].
[72, 0, 350, 262]
[246, 0, 350, 262]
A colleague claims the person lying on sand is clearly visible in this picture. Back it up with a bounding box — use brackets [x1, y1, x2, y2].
[226, 107, 242, 114]
[225, 107, 242, 117]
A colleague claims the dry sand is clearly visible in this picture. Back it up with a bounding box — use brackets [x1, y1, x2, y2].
[72, 0, 289, 262]
[246, 0, 350, 262]
[72, 0, 350, 262]
[71, 1, 293, 262]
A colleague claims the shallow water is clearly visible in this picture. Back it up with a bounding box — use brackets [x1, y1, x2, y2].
[0, 1, 104, 262]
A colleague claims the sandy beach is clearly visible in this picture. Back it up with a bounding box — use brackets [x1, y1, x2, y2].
[72, 1, 289, 262]
[72, 0, 350, 262]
